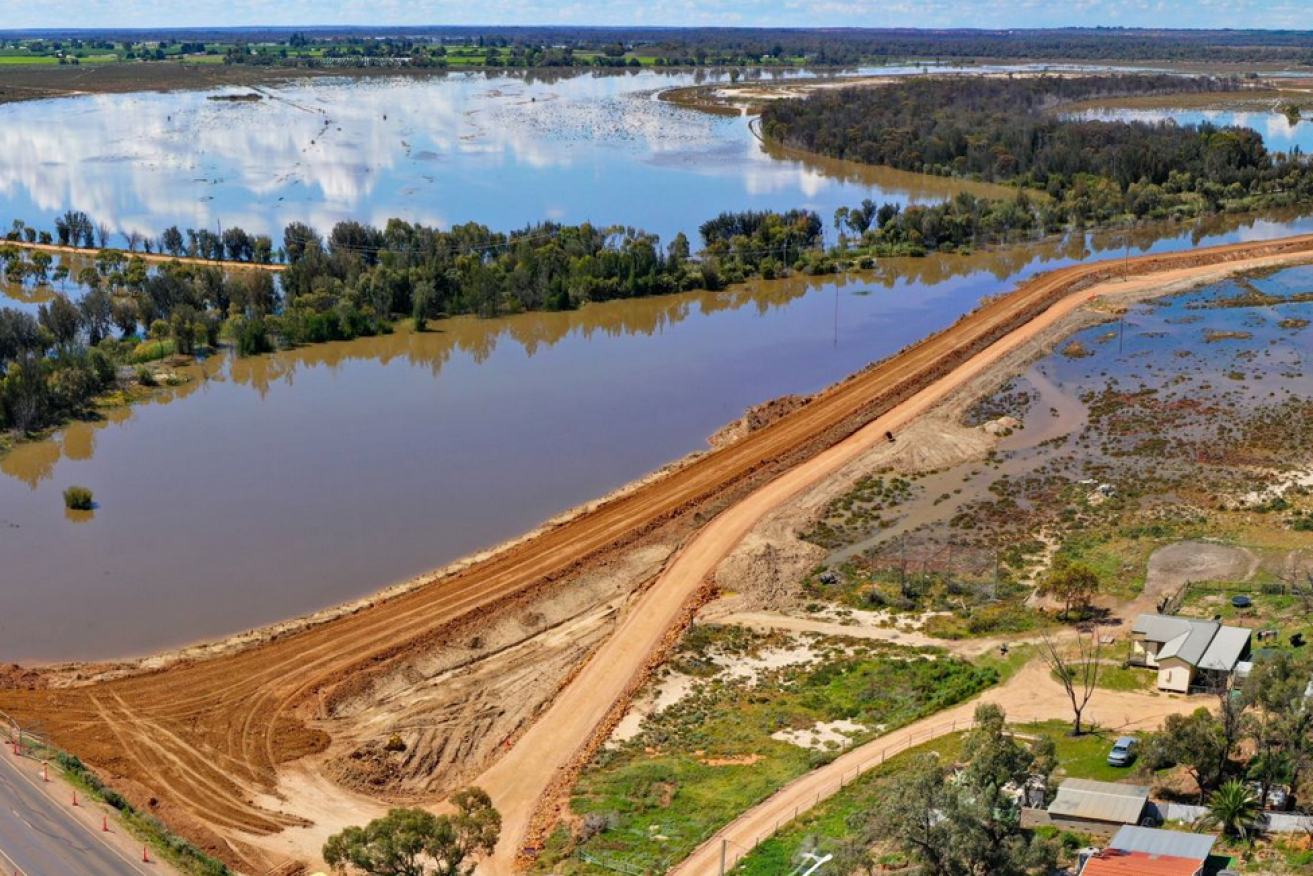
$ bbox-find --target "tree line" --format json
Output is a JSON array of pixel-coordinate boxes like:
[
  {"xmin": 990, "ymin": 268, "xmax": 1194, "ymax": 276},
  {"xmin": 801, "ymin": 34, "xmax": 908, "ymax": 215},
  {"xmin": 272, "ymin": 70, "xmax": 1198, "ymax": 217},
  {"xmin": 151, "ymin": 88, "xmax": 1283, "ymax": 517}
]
[
  {"xmin": 38, "ymin": 27, "xmax": 1313, "ymax": 67},
  {"xmin": 0, "ymin": 208, "xmax": 826, "ymax": 440},
  {"xmin": 763, "ymin": 74, "xmax": 1313, "ymax": 255}
]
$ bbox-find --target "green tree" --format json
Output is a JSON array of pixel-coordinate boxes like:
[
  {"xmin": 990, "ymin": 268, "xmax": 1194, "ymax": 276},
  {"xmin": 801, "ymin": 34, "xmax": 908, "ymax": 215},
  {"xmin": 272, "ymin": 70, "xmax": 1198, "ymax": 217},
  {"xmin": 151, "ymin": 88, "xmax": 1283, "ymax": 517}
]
[
  {"xmin": 38, "ymin": 293, "xmax": 82, "ymax": 348},
  {"xmin": 1243, "ymin": 650, "xmax": 1313, "ymax": 800},
  {"xmin": 1037, "ymin": 559, "xmax": 1100, "ymax": 620},
  {"xmin": 323, "ymin": 788, "xmax": 500, "ymax": 876},
  {"xmin": 1197, "ymin": 780, "xmax": 1261, "ymax": 839},
  {"xmin": 1145, "ymin": 708, "xmax": 1228, "ymax": 802},
  {"xmin": 875, "ymin": 704, "xmax": 1055, "ymax": 876}
]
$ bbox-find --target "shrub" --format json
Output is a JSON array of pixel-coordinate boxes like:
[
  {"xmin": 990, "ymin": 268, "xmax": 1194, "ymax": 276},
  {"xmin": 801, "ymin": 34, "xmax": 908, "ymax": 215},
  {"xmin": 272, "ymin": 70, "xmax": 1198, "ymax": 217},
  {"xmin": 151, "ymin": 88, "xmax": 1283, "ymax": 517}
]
[{"xmin": 63, "ymin": 486, "xmax": 94, "ymax": 511}]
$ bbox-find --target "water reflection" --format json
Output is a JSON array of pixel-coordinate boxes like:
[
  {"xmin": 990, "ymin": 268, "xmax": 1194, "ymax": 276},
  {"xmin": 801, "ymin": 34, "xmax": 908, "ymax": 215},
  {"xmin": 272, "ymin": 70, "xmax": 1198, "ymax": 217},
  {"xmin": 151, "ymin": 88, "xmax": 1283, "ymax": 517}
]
[
  {"xmin": 1071, "ymin": 107, "xmax": 1313, "ymax": 154},
  {"xmin": 0, "ymin": 67, "xmax": 1103, "ymax": 247},
  {"xmin": 4, "ymin": 204, "xmax": 1313, "ymax": 663}
]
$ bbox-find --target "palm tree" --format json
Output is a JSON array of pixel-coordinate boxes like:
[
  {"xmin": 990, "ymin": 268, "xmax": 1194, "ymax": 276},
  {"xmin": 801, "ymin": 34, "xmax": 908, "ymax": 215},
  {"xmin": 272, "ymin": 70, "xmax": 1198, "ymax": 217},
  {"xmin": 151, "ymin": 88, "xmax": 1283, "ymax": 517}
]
[{"xmin": 1197, "ymin": 780, "xmax": 1261, "ymax": 840}]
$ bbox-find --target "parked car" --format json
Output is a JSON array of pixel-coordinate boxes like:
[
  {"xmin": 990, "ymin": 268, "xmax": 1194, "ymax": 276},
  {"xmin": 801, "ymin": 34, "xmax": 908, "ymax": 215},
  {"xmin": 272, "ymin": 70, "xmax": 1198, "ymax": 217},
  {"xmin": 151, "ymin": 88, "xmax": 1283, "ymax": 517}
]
[{"xmin": 1107, "ymin": 736, "xmax": 1138, "ymax": 767}]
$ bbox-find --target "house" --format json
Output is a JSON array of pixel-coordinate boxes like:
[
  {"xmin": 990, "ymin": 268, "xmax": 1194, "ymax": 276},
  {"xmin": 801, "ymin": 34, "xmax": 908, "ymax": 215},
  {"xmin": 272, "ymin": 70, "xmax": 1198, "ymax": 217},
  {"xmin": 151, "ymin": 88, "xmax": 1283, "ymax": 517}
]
[
  {"xmin": 1128, "ymin": 614, "xmax": 1251, "ymax": 693},
  {"xmin": 1078, "ymin": 826, "xmax": 1216, "ymax": 876},
  {"xmin": 1046, "ymin": 778, "xmax": 1152, "ymax": 836}
]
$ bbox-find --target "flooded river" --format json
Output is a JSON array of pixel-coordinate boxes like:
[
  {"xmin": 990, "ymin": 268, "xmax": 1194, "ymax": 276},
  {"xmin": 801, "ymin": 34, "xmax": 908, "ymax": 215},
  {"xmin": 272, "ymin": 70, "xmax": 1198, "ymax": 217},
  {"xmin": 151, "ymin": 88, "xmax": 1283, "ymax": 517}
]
[
  {"xmin": 5, "ymin": 66, "xmax": 1313, "ymax": 662},
  {"xmin": 1071, "ymin": 106, "xmax": 1313, "ymax": 154},
  {"xmin": 0, "ymin": 66, "xmax": 1016, "ymax": 246},
  {"xmin": 4, "ymin": 210, "xmax": 1313, "ymax": 662}
]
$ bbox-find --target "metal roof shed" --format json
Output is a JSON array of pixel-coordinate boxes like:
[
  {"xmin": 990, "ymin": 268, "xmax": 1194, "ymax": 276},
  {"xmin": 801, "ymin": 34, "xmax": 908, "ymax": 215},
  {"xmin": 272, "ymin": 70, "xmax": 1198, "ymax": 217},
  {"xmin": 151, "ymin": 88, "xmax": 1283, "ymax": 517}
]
[
  {"xmin": 1109, "ymin": 825, "xmax": 1217, "ymax": 861},
  {"xmin": 1049, "ymin": 779, "xmax": 1151, "ymax": 825},
  {"xmin": 1198, "ymin": 625, "xmax": 1251, "ymax": 672},
  {"xmin": 1079, "ymin": 850, "xmax": 1203, "ymax": 876}
]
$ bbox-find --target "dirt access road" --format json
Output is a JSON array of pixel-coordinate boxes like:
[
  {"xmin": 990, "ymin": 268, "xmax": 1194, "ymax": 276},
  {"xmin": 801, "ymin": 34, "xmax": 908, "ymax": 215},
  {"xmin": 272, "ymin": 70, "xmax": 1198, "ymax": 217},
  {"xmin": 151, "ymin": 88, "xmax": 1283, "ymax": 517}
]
[
  {"xmin": 3, "ymin": 234, "xmax": 1313, "ymax": 873},
  {"xmin": 669, "ymin": 661, "xmax": 1205, "ymax": 876},
  {"xmin": 476, "ymin": 240, "xmax": 1313, "ymax": 873}
]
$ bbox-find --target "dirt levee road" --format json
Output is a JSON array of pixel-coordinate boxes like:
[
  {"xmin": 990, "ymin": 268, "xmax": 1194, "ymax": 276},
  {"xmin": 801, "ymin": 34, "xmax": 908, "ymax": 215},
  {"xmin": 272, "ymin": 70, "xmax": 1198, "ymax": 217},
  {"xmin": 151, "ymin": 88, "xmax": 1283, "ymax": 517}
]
[{"xmin": 3, "ymin": 233, "xmax": 1313, "ymax": 872}]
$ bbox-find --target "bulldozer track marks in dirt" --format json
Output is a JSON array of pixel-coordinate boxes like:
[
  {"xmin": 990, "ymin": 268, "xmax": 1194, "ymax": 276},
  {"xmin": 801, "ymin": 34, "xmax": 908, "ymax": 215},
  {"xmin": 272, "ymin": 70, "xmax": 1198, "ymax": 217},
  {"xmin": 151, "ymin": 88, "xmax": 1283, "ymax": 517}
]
[{"xmin": 4, "ymin": 234, "xmax": 1313, "ymax": 871}]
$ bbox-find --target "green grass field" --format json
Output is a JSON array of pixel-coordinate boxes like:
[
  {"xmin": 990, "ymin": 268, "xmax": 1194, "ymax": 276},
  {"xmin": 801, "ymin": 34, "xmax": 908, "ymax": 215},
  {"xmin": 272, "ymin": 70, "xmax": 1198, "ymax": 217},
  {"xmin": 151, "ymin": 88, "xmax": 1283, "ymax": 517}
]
[
  {"xmin": 0, "ymin": 56, "xmax": 60, "ymax": 66},
  {"xmin": 1018, "ymin": 720, "xmax": 1145, "ymax": 783},
  {"xmin": 535, "ymin": 627, "xmax": 1001, "ymax": 876}
]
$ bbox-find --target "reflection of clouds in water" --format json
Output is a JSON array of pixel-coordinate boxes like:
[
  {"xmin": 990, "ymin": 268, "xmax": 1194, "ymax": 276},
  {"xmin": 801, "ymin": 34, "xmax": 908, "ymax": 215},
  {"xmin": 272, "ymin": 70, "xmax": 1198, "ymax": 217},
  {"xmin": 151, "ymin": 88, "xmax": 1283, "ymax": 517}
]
[
  {"xmin": 0, "ymin": 66, "xmax": 1132, "ymax": 243},
  {"xmin": 0, "ymin": 73, "xmax": 712, "ymax": 236},
  {"xmin": 741, "ymin": 165, "xmax": 831, "ymax": 199},
  {"xmin": 1074, "ymin": 107, "xmax": 1313, "ymax": 154}
]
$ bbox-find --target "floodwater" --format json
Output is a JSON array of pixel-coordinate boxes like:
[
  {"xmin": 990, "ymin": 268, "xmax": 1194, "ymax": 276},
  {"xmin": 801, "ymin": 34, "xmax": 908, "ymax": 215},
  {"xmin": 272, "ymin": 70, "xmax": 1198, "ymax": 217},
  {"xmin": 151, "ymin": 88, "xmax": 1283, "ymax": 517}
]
[
  {"xmin": 1071, "ymin": 107, "xmax": 1313, "ymax": 154},
  {"xmin": 4, "ymin": 209, "xmax": 1313, "ymax": 662},
  {"xmin": 4, "ymin": 64, "xmax": 1313, "ymax": 662},
  {"xmin": 825, "ymin": 260, "xmax": 1313, "ymax": 567},
  {"xmin": 0, "ymin": 66, "xmax": 1019, "ymax": 247}
]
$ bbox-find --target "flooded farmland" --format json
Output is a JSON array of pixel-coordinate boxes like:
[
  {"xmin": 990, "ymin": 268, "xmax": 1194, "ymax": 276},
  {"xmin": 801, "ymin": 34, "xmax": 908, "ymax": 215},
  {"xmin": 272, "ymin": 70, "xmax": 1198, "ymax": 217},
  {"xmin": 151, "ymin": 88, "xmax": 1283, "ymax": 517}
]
[{"xmin": 806, "ymin": 262, "xmax": 1313, "ymax": 635}]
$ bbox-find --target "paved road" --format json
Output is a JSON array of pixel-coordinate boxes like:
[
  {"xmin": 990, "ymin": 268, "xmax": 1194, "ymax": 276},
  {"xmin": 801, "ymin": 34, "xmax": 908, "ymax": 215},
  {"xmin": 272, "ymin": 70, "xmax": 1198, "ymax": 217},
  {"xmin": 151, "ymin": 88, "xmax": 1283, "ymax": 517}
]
[{"xmin": 0, "ymin": 750, "xmax": 153, "ymax": 876}]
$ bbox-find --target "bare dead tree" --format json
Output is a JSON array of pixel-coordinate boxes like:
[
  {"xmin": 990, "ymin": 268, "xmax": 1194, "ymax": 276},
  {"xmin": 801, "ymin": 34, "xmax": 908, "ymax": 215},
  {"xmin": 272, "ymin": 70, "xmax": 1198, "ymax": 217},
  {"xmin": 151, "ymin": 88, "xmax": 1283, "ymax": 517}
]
[
  {"xmin": 124, "ymin": 229, "xmax": 143, "ymax": 252},
  {"xmin": 1039, "ymin": 629, "xmax": 1102, "ymax": 736}
]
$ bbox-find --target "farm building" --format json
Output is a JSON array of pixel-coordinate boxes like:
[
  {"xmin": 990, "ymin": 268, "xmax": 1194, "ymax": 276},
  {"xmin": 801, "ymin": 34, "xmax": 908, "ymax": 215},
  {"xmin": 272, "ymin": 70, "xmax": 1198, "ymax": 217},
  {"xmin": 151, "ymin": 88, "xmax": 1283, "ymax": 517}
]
[
  {"xmin": 1045, "ymin": 778, "xmax": 1152, "ymax": 836},
  {"xmin": 1128, "ymin": 614, "xmax": 1251, "ymax": 693}
]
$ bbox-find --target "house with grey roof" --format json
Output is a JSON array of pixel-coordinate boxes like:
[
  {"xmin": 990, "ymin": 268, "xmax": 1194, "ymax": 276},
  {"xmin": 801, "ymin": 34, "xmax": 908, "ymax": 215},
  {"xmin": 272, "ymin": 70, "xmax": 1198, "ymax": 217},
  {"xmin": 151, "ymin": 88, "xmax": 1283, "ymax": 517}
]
[
  {"xmin": 1129, "ymin": 613, "xmax": 1251, "ymax": 693},
  {"xmin": 1045, "ymin": 778, "xmax": 1152, "ymax": 836}
]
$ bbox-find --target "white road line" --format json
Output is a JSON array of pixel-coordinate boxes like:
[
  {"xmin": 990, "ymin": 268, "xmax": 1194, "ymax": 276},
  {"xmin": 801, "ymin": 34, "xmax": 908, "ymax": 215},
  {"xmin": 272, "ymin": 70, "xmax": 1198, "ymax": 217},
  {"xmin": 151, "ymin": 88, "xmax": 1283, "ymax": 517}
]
[
  {"xmin": 0, "ymin": 754, "xmax": 156, "ymax": 876},
  {"xmin": 0, "ymin": 840, "xmax": 25, "ymax": 875}
]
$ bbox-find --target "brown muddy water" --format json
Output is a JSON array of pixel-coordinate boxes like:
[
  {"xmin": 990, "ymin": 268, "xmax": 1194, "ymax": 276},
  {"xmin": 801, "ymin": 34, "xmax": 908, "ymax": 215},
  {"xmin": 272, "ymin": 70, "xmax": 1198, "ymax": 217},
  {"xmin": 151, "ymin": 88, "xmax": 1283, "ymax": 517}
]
[{"xmin": 3, "ymin": 210, "xmax": 1313, "ymax": 662}]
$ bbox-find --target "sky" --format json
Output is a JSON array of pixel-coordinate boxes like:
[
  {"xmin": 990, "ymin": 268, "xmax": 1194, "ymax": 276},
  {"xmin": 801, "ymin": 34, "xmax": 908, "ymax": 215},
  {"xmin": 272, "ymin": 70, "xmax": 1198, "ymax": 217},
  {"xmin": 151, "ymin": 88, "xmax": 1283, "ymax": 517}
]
[{"xmin": 0, "ymin": 0, "xmax": 1307, "ymax": 31}]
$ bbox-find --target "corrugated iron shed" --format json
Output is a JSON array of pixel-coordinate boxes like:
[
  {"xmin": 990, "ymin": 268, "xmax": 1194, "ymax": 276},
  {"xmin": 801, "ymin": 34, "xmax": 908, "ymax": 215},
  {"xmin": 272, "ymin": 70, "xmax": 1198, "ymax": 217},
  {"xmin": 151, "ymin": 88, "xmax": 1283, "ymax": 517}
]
[
  {"xmin": 1110, "ymin": 826, "xmax": 1216, "ymax": 861},
  {"xmin": 1049, "ymin": 778, "xmax": 1150, "ymax": 825}
]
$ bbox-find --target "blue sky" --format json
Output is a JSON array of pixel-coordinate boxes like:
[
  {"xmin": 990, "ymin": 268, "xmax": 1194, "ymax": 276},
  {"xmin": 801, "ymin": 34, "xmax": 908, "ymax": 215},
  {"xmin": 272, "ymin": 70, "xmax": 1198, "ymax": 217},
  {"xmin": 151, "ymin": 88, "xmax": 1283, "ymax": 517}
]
[{"xmin": 0, "ymin": 1, "xmax": 1305, "ymax": 31}]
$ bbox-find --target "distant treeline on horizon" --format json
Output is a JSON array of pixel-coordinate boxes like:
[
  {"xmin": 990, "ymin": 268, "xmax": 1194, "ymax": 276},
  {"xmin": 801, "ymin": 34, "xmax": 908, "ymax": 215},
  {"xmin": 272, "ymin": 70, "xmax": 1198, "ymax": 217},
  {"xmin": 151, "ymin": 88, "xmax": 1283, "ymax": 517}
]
[{"xmin": 7, "ymin": 27, "xmax": 1313, "ymax": 64}]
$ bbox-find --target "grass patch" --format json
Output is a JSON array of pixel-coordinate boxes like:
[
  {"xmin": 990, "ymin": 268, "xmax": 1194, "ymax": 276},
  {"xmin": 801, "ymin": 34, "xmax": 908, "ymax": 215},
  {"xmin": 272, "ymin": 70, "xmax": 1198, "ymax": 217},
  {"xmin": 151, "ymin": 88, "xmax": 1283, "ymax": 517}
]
[
  {"xmin": 131, "ymin": 338, "xmax": 177, "ymax": 363},
  {"xmin": 1017, "ymin": 720, "xmax": 1143, "ymax": 783},
  {"xmin": 1049, "ymin": 662, "xmax": 1155, "ymax": 694},
  {"xmin": 730, "ymin": 733, "xmax": 968, "ymax": 876},
  {"xmin": 542, "ymin": 627, "xmax": 999, "ymax": 876},
  {"xmin": 922, "ymin": 602, "xmax": 1047, "ymax": 639}
]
